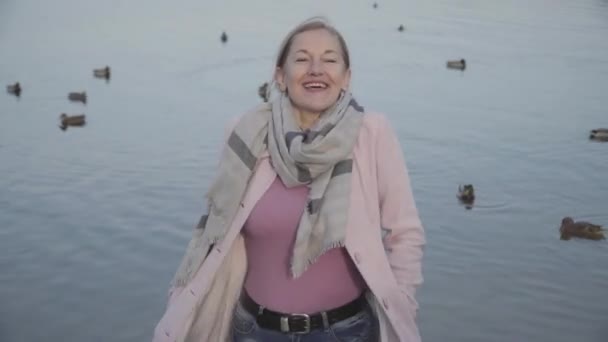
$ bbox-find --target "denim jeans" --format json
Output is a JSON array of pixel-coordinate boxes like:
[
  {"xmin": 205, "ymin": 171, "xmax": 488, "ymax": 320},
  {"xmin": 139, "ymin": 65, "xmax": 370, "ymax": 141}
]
[{"xmin": 231, "ymin": 300, "xmax": 379, "ymax": 342}]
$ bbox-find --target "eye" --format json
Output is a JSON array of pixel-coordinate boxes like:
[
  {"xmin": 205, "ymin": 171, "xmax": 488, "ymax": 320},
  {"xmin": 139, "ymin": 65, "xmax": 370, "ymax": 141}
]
[
  {"xmin": 324, "ymin": 59, "xmax": 338, "ymax": 63},
  {"xmin": 295, "ymin": 57, "xmax": 309, "ymax": 62}
]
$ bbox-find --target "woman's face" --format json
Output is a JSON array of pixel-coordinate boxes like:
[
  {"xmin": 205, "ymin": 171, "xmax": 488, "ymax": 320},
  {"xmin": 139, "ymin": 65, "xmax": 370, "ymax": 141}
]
[{"xmin": 275, "ymin": 28, "xmax": 351, "ymax": 116}]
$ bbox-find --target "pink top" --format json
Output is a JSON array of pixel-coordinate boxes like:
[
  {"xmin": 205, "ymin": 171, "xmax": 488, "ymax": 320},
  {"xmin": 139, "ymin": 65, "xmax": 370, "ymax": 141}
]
[{"xmin": 242, "ymin": 176, "xmax": 367, "ymax": 314}]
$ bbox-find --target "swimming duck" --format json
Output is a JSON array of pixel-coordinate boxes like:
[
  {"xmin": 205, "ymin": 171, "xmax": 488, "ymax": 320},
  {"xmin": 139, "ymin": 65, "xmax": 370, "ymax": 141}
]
[
  {"xmin": 93, "ymin": 66, "xmax": 111, "ymax": 79},
  {"xmin": 457, "ymin": 184, "xmax": 475, "ymax": 203},
  {"xmin": 447, "ymin": 59, "xmax": 466, "ymax": 71},
  {"xmin": 589, "ymin": 128, "xmax": 608, "ymax": 141},
  {"xmin": 560, "ymin": 217, "xmax": 605, "ymax": 240},
  {"xmin": 258, "ymin": 82, "xmax": 269, "ymax": 102},
  {"xmin": 68, "ymin": 92, "xmax": 87, "ymax": 104},
  {"xmin": 220, "ymin": 31, "xmax": 228, "ymax": 43},
  {"xmin": 59, "ymin": 113, "xmax": 86, "ymax": 130},
  {"xmin": 7, "ymin": 82, "xmax": 21, "ymax": 96},
  {"xmin": 373, "ymin": 3, "xmax": 378, "ymax": 9},
  {"xmin": 397, "ymin": 25, "xmax": 405, "ymax": 32}
]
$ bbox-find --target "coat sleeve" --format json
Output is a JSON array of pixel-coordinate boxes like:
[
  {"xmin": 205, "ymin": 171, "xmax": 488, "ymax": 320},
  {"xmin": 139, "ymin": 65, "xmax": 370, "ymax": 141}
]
[
  {"xmin": 165, "ymin": 115, "xmax": 242, "ymax": 309},
  {"xmin": 374, "ymin": 114, "xmax": 426, "ymax": 311}
]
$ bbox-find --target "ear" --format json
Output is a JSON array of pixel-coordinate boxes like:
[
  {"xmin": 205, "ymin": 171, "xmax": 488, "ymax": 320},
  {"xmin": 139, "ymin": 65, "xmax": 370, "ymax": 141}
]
[
  {"xmin": 274, "ymin": 67, "xmax": 286, "ymax": 92},
  {"xmin": 341, "ymin": 68, "xmax": 352, "ymax": 91}
]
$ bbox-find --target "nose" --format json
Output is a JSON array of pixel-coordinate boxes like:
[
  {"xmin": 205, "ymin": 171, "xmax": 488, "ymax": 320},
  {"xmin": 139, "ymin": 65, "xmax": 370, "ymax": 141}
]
[{"xmin": 308, "ymin": 59, "xmax": 323, "ymax": 75}]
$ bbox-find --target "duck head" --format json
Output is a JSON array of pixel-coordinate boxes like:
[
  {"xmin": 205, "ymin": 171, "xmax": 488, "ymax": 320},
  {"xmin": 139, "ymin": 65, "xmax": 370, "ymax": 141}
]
[
  {"xmin": 461, "ymin": 184, "xmax": 474, "ymax": 196},
  {"xmin": 560, "ymin": 216, "xmax": 574, "ymax": 235}
]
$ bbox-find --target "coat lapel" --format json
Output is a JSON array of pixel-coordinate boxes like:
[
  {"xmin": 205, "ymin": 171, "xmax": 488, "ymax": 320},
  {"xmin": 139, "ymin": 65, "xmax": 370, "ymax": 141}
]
[{"xmin": 220, "ymin": 154, "xmax": 275, "ymax": 248}]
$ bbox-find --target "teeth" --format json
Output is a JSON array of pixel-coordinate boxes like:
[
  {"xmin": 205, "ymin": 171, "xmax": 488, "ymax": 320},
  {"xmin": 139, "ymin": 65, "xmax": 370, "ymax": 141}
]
[{"xmin": 304, "ymin": 82, "xmax": 327, "ymax": 89}]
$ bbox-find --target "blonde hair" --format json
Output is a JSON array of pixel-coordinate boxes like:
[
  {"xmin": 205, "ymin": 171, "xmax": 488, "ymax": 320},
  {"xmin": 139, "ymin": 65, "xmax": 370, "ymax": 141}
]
[{"xmin": 275, "ymin": 16, "xmax": 350, "ymax": 69}]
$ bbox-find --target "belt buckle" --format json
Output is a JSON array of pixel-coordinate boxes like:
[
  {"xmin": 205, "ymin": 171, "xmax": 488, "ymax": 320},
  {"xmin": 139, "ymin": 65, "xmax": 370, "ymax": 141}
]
[{"xmin": 281, "ymin": 313, "xmax": 310, "ymax": 334}]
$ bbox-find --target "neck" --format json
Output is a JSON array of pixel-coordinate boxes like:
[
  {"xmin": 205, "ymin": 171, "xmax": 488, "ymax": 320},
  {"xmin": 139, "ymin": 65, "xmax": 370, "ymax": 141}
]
[{"xmin": 295, "ymin": 110, "xmax": 321, "ymax": 130}]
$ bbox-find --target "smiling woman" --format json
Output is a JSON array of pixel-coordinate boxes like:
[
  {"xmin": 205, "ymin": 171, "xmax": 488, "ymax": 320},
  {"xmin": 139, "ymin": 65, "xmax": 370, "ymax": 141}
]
[
  {"xmin": 153, "ymin": 16, "xmax": 425, "ymax": 342},
  {"xmin": 273, "ymin": 21, "xmax": 352, "ymax": 130}
]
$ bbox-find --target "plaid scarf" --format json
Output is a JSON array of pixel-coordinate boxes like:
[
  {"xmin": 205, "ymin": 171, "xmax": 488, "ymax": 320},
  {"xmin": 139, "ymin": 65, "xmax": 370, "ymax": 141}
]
[{"xmin": 172, "ymin": 91, "xmax": 364, "ymax": 287}]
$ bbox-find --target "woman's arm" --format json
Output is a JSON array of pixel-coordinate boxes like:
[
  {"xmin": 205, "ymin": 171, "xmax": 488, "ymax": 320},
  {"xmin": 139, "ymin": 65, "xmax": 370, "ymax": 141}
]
[
  {"xmin": 164, "ymin": 115, "xmax": 241, "ymax": 308},
  {"xmin": 374, "ymin": 114, "xmax": 426, "ymax": 310}
]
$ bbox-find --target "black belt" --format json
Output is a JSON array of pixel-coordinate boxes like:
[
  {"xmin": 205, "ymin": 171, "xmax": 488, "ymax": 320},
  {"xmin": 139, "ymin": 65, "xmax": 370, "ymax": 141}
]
[{"xmin": 239, "ymin": 291, "xmax": 367, "ymax": 334}]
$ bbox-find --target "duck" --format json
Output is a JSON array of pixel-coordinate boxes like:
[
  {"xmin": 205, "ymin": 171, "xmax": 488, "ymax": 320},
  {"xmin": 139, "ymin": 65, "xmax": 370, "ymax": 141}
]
[
  {"xmin": 7, "ymin": 82, "xmax": 21, "ymax": 96},
  {"xmin": 457, "ymin": 184, "xmax": 475, "ymax": 203},
  {"xmin": 59, "ymin": 113, "xmax": 86, "ymax": 130},
  {"xmin": 447, "ymin": 59, "xmax": 466, "ymax": 71},
  {"xmin": 397, "ymin": 25, "xmax": 405, "ymax": 32},
  {"xmin": 589, "ymin": 128, "xmax": 608, "ymax": 142},
  {"xmin": 220, "ymin": 31, "xmax": 228, "ymax": 43},
  {"xmin": 68, "ymin": 91, "xmax": 87, "ymax": 104},
  {"xmin": 258, "ymin": 82, "xmax": 269, "ymax": 102},
  {"xmin": 373, "ymin": 3, "xmax": 378, "ymax": 9},
  {"xmin": 93, "ymin": 66, "xmax": 111, "ymax": 79},
  {"xmin": 560, "ymin": 217, "xmax": 605, "ymax": 240}
]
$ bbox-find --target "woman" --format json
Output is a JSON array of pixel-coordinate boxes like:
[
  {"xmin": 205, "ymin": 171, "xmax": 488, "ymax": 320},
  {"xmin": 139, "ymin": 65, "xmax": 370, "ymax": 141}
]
[{"xmin": 153, "ymin": 17, "xmax": 425, "ymax": 342}]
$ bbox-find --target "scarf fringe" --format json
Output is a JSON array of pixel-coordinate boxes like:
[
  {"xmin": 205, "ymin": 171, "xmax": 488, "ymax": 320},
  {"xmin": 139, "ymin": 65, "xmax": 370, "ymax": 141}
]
[{"xmin": 291, "ymin": 240, "xmax": 346, "ymax": 278}]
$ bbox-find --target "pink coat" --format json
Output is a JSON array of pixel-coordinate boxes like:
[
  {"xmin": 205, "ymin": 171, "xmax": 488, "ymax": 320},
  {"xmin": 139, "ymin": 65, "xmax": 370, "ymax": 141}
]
[{"xmin": 153, "ymin": 112, "xmax": 426, "ymax": 342}]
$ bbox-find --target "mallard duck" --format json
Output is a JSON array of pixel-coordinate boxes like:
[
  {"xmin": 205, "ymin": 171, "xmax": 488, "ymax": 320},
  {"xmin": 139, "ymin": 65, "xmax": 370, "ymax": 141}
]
[
  {"xmin": 397, "ymin": 25, "xmax": 405, "ymax": 32},
  {"xmin": 258, "ymin": 82, "xmax": 269, "ymax": 102},
  {"xmin": 220, "ymin": 31, "xmax": 228, "ymax": 43},
  {"xmin": 68, "ymin": 92, "xmax": 87, "ymax": 104},
  {"xmin": 457, "ymin": 184, "xmax": 475, "ymax": 203},
  {"xmin": 59, "ymin": 113, "xmax": 86, "ymax": 130},
  {"xmin": 589, "ymin": 128, "xmax": 608, "ymax": 142},
  {"xmin": 93, "ymin": 66, "xmax": 111, "ymax": 79},
  {"xmin": 7, "ymin": 82, "xmax": 21, "ymax": 96},
  {"xmin": 447, "ymin": 59, "xmax": 466, "ymax": 71},
  {"xmin": 560, "ymin": 217, "xmax": 605, "ymax": 240}
]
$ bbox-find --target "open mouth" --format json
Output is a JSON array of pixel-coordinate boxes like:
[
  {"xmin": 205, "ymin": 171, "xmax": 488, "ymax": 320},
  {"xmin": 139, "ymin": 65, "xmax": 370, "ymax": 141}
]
[{"xmin": 303, "ymin": 82, "xmax": 328, "ymax": 91}]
